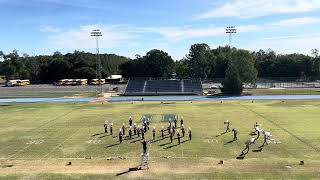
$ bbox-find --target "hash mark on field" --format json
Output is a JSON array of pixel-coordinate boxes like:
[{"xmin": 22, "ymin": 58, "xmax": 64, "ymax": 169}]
[
  {"xmin": 240, "ymin": 103, "xmax": 320, "ymax": 153},
  {"xmin": 86, "ymin": 139, "xmax": 101, "ymax": 144},
  {"xmin": 26, "ymin": 139, "xmax": 44, "ymax": 145}
]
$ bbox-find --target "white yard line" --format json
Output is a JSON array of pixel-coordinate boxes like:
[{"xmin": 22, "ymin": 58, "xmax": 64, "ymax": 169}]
[
  {"xmin": 0, "ymin": 107, "xmax": 81, "ymax": 153},
  {"xmin": 76, "ymin": 133, "xmax": 100, "ymax": 159},
  {"xmin": 7, "ymin": 143, "xmax": 35, "ymax": 159},
  {"xmin": 41, "ymin": 129, "xmax": 80, "ymax": 159}
]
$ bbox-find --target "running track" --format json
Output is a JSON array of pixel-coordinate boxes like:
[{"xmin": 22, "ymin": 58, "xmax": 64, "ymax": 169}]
[{"xmin": 2, "ymin": 95, "xmax": 320, "ymax": 103}]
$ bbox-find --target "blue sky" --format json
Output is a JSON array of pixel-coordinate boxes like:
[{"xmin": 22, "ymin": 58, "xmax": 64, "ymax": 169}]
[{"xmin": 0, "ymin": 0, "xmax": 320, "ymax": 59}]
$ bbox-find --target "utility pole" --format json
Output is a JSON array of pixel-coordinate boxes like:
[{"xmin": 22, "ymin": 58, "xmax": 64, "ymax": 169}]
[
  {"xmin": 226, "ymin": 26, "xmax": 237, "ymax": 47},
  {"xmin": 91, "ymin": 29, "xmax": 103, "ymax": 96}
]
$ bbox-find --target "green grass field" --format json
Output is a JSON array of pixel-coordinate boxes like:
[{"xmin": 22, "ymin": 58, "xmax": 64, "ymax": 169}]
[{"xmin": 0, "ymin": 100, "xmax": 320, "ymax": 179}]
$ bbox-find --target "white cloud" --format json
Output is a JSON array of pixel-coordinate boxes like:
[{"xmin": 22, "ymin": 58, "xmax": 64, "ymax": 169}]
[
  {"xmin": 40, "ymin": 25, "xmax": 60, "ymax": 33},
  {"xmin": 143, "ymin": 26, "xmax": 226, "ymax": 41},
  {"xmin": 269, "ymin": 17, "xmax": 320, "ymax": 27},
  {"xmin": 243, "ymin": 34, "xmax": 320, "ymax": 54},
  {"xmin": 140, "ymin": 17, "xmax": 320, "ymax": 42},
  {"xmin": 47, "ymin": 24, "xmax": 136, "ymax": 49},
  {"xmin": 195, "ymin": 0, "xmax": 320, "ymax": 19},
  {"xmin": 262, "ymin": 33, "xmax": 320, "ymax": 40},
  {"xmin": 35, "ymin": 0, "xmax": 112, "ymax": 10},
  {"xmin": 42, "ymin": 16, "xmax": 320, "ymax": 59}
]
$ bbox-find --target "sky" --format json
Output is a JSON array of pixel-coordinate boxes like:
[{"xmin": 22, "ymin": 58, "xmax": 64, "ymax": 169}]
[{"xmin": 0, "ymin": 0, "xmax": 320, "ymax": 60}]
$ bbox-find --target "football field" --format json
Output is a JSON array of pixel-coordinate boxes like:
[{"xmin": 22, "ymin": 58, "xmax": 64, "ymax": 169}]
[{"xmin": 0, "ymin": 100, "xmax": 320, "ymax": 179}]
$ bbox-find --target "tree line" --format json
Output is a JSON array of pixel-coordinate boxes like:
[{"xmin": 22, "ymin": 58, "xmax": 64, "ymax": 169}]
[
  {"xmin": 120, "ymin": 44, "xmax": 320, "ymax": 81},
  {"xmin": 1, "ymin": 44, "xmax": 319, "ymax": 85},
  {"xmin": 0, "ymin": 50, "xmax": 128, "ymax": 82},
  {"xmin": 119, "ymin": 44, "xmax": 319, "ymax": 95}
]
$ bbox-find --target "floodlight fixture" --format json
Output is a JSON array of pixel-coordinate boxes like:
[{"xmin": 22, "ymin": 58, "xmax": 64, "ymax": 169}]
[{"xmin": 226, "ymin": 26, "xmax": 237, "ymax": 47}]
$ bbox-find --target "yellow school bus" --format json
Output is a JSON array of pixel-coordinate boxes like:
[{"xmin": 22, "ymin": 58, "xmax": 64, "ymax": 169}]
[
  {"xmin": 64, "ymin": 79, "xmax": 74, "ymax": 86},
  {"xmin": 56, "ymin": 79, "xmax": 88, "ymax": 86},
  {"xmin": 71, "ymin": 79, "xmax": 78, "ymax": 86},
  {"xmin": 19, "ymin": 80, "xmax": 30, "ymax": 86},
  {"xmin": 90, "ymin": 79, "xmax": 105, "ymax": 85},
  {"xmin": 6, "ymin": 79, "xmax": 30, "ymax": 87},
  {"xmin": 76, "ymin": 79, "xmax": 88, "ymax": 85},
  {"xmin": 56, "ymin": 79, "xmax": 67, "ymax": 86}
]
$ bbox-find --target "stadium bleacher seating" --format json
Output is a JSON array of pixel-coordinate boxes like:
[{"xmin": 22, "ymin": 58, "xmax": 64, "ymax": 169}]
[
  {"xmin": 125, "ymin": 79, "xmax": 145, "ymax": 93},
  {"xmin": 124, "ymin": 79, "xmax": 202, "ymax": 95}
]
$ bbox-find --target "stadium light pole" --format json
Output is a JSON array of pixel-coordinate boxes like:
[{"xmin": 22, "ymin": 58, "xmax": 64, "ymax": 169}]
[
  {"xmin": 91, "ymin": 29, "xmax": 103, "ymax": 96},
  {"xmin": 226, "ymin": 26, "xmax": 237, "ymax": 47}
]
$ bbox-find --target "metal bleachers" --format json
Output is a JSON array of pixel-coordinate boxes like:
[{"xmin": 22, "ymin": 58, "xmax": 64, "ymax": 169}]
[
  {"xmin": 124, "ymin": 78, "xmax": 202, "ymax": 96},
  {"xmin": 125, "ymin": 79, "xmax": 145, "ymax": 93},
  {"xmin": 145, "ymin": 80, "xmax": 181, "ymax": 93},
  {"xmin": 183, "ymin": 80, "xmax": 202, "ymax": 93}
]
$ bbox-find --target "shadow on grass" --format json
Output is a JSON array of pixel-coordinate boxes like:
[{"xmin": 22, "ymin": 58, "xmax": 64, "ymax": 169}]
[
  {"xmin": 158, "ymin": 134, "xmax": 170, "ymax": 138},
  {"xmin": 236, "ymin": 155, "xmax": 245, "ymax": 160},
  {"xmin": 252, "ymin": 148, "xmax": 263, "ymax": 152},
  {"xmin": 181, "ymin": 139, "xmax": 189, "ymax": 144},
  {"xmin": 92, "ymin": 133, "xmax": 105, "ymax": 137},
  {"xmin": 151, "ymin": 136, "xmax": 169, "ymax": 143},
  {"xmin": 237, "ymin": 146, "xmax": 251, "ymax": 160},
  {"xmin": 216, "ymin": 131, "xmax": 228, "ymax": 137},
  {"xmin": 224, "ymin": 139, "xmax": 236, "ymax": 145},
  {"xmin": 105, "ymin": 143, "xmax": 121, "ymax": 148},
  {"xmin": 159, "ymin": 142, "xmax": 172, "ymax": 147},
  {"xmin": 124, "ymin": 136, "xmax": 139, "ymax": 141},
  {"xmin": 130, "ymin": 138, "xmax": 143, "ymax": 143},
  {"xmin": 258, "ymin": 144, "xmax": 266, "ymax": 149},
  {"xmin": 98, "ymin": 134, "xmax": 112, "ymax": 139},
  {"xmin": 116, "ymin": 167, "xmax": 141, "ymax": 176},
  {"xmin": 163, "ymin": 143, "xmax": 180, "ymax": 149}
]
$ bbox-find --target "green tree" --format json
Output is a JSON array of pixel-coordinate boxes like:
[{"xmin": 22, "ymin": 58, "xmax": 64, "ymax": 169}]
[
  {"xmin": 312, "ymin": 56, "xmax": 320, "ymax": 78},
  {"xmin": 221, "ymin": 63, "xmax": 243, "ymax": 95},
  {"xmin": 174, "ymin": 60, "xmax": 189, "ymax": 78},
  {"xmin": 144, "ymin": 49, "xmax": 174, "ymax": 77},
  {"xmin": 0, "ymin": 50, "xmax": 29, "ymax": 80},
  {"xmin": 231, "ymin": 49, "xmax": 257, "ymax": 83},
  {"xmin": 120, "ymin": 58, "xmax": 145, "ymax": 78},
  {"xmin": 311, "ymin": 49, "xmax": 319, "ymax": 58},
  {"xmin": 253, "ymin": 49, "xmax": 276, "ymax": 78},
  {"xmin": 185, "ymin": 43, "xmax": 216, "ymax": 78},
  {"xmin": 0, "ymin": 59, "xmax": 15, "ymax": 81},
  {"xmin": 211, "ymin": 46, "xmax": 233, "ymax": 78},
  {"xmin": 40, "ymin": 59, "xmax": 72, "ymax": 82},
  {"xmin": 73, "ymin": 67, "xmax": 96, "ymax": 79}
]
